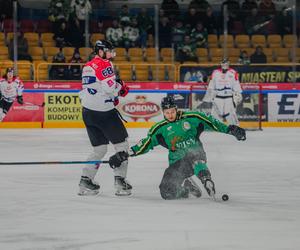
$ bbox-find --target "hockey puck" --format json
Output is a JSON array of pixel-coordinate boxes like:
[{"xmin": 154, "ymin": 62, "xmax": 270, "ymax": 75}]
[{"xmin": 222, "ymin": 194, "xmax": 229, "ymax": 201}]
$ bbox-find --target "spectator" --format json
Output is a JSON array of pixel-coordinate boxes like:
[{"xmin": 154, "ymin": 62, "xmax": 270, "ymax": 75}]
[
  {"xmin": 50, "ymin": 48, "xmax": 68, "ymax": 80},
  {"xmin": 159, "ymin": 17, "xmax": 172, "ymax": 48},
  {"xmin": 137, "ymin": 8, "xmax": 153, "ymax": 48},
  {"xmin": 241, "ymin": 0, "xmax": 258, "ymax": 20},
  {"xmin": 190, "ymin": 21, "xmax": 208, "ymax": 48},
  {"xmin": 202, "ymin": 6, "xmax": 218, "ymax": 34},
  {"xmin": 221, "ymin": 0, "xmax": 241, "ymax": 33},
  {"xmin": 48, "ymin": 0, "xmax": 70, "ymax": 34},
  {"xmin": 68, "ymin": 49, "xmax": 84, "ymax": 80},
  {"xmin": 0, "ymin": 0, "xmax": 13, "ymax": 21},
  {"xmin": 276, "ymin": 7, "xmax": 293, "ymax": 35},
  {"xmin": 95, "ymin": 18, "xmax": 105, "ymax": 34},
  {"xmin": 123, "ymin": 17, "xmax": 140, "ymax": 49},
  {"xmin": 184, "ymin": 8, "xmax": 201, "ymax": 31},
  {"xmin": 176, "ymin": 35, "xmax": 198, "ymax": 64},
  {"xmin": 119, "ymin": 4, "xmax": 132, "ymax": 27},
  {"xmin": 106, "ymin": 18, "xmax": 123, "ymax": 48},
  {"xmin": 238, "ymin": 50, "xmax": 251, "ymax": 65},
  {"xmin": 53, "ymin": 21, "xmax": 69, "ymax": 47},
  {"xmin": 259, "ymin": 0, "xmax": 276, "ymax": 18},
  {"xmin": 68, "ymin": 17, "xmax": 84, "ymax": 48},
  {"xmin": 250, "ymin": 46, "xmax": 267, "ymax": 63},
  {"xmin": 171, "ymin": 19, "xmax": 186, "ymax": 48},
  {"xmin": 188, "ymin": 0, "xmax": 209, "ymax": 16},
  {"xmin": 245, "ymin": 8, "xmax": 267, "ymax": 35},
  {"xmin": 8, "ymin": 31, "xmax": 32, "ymax": 61},
  {"xmin": 70, "ymin": 0, "xmax": 92, "ymax": 32},
  {"xmin": 161, "ymin": 0, "xmax": 179, "ymax": 21}
]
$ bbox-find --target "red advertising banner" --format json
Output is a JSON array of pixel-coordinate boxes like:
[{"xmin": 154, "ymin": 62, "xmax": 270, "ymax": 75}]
[{"xmin": 4, "ymin": 93, "xmax": 44, "ymax": 122}]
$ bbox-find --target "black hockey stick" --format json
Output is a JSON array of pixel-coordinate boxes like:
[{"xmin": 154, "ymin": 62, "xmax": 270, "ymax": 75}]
[
  {"xmin": 24, "ymin": 101, "xmax": 45, "ymax": 107},
  {"xmin": 0, "ymin": 160, "xmax": 109, "ymax": 165}
]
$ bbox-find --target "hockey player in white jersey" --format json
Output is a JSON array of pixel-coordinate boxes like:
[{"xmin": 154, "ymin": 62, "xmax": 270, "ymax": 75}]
[
  {"xmin": 0, "ymin": 68, "xmax": 24, "ymax": 122},
  {"xmin": 78, "ymin": 40, "xmax": 132, "ymax": 196},
  {"xmin": 202, "ymin": 59, "xmax": 242, "ymax": 125}
]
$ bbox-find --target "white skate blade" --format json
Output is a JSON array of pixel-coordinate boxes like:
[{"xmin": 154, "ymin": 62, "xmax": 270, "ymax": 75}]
[
  {"xmin": 115, "ymin": 190, "xmax": 132, "ymax": 196},
  {"xmin": 78, "ymin": 186, "xmax": 100, "ymax": 196}
]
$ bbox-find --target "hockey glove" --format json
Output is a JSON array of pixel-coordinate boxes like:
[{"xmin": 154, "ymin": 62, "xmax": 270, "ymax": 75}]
[
  {"xmin": 228, "ymin": 125, "xmax": 246, "ymax": 141},
  {"xmin": 113, "ymin": 97, "xmax": 119, "ymax": 106},
  {"xmin": 119, "ymin": 84, "xmax": 129, "ymax": 97},
  {"xmin": 109, "ymin": 151, "xmax": 129, "ymax": 169},
  {"xmin": 17, "ymin": 96, "xmax": 24, "ymax": 105},
  {"xmin": 116, "ymin": 79, "xmax": 129, "ymax": 97}
]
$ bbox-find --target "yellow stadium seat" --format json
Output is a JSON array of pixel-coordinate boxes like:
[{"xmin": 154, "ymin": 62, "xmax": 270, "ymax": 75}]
[
  {"xmin": 219, "ymin": 35, "xmax": 234, "ymax": 48},
  {"xmin": 263, "ymin": 48, "xmax": 274, "ymax": 62},
  {"xmin": 227, "ymin": 48, "xmax": 240, "ymax": 63},
  {"xmin": 116, "ymin": 64, "xmax": 132, "ymax": 81},
  {"xmin": 24, "ymin": 32, "xmax": 40, "ymax": 47},
  {"xmin": 34, "ymin": 61, "xmax": 49, "ymax": 81},
  {"xmin": 209, "ymin": 48, "xmax": 224, "ymax": 62},
  {"xmin": 128, "ymin": 48, "xmax": 144, "ymax": 62},
  {"xmin": 242, "ymin": 48, "xmax": 255, "ymax": 57},
  {"xmin": 90, "ymin": 33, "xmax": 105, "ymax": 45},
  {"xmin": 0, "ymin": 33, "xmax": 6, "ymax": 46},
  {"xmin": 235, "ymin": 35, "xmax": 250, "ymax": 48},
  {"xmin": 133, "ymin": 65, "xmax": 150, "ymax": 81},
  {"xmin": 114, "ymin": 47, "xmax": 128, "ymax": 62},
  {"xmin": 274, "ymin": 48, "xmax": 290, "ymax": 62},
  {"xmin": 0, "ymin": 46, "xmax": 9, "ymax": 60},
  {"xmin": 29, "ymin": 46, "xmax": 44, "ymax": 61},
  {"xmin": 160, "ymin": 48, "xmax": 174, "ymax": 62},
  {"xmin": 44, "ymin": 46, "xmax": 60, "ymax": 61},
  {"xmin": 62, "ymin": 47, "xmax": 75, "ymax": 61},
  {"xmin": 151, "ymin": 65, "xmax": 174, "ymax": 81},
  {"xmin": 17, "ymin": 60, "xmax": 32, "ymax": 80},
  {"xmin": 207, "ymin": 34, "xmax": 218, "ymax": 48},
  {"xmin": 283, "ymin": 35, "xmax": 297, "ymax": 48},
  {"xmin": 196, "ymin": 48, "xmax": 209, "ymax": 62},
  {"xmin": 145, "ymin": 48, "xmax": 159, "ymax": 62},
  {"xmin": 251, "ymin": 35, "xmax": 266, "ymax": 48},
  {"xmin": 267, "ymin": 35, "xmax": 282, "ymax": 48},
  {"xmin": 79, "ymin": 47, "xmax": 93, "ymax": 61},
  {"xmin": 41, "ymin": 33, "xmax": 55, "ymax": 47}
]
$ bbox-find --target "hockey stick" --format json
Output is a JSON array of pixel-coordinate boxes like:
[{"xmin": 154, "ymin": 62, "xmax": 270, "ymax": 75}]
[
  {"xmin": 0, "ymin": 160, "xmax": 109, "ymax": 165},
  {"xmin": 24, "ymin": 101, "xmax": 45, "ymax": 107}
]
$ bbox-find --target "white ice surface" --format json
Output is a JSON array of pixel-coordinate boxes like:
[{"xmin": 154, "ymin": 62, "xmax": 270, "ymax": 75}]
[{"xmin": 0, "ymin": 128, "xmax": 300, "ymax": 250}]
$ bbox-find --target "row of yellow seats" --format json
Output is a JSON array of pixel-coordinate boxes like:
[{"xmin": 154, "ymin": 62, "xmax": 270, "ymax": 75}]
[
  {"xmin": 208, "ymin": 34, "xmax": 299, "ymax": 49},
  {"xmin": 0, "ymin": 32, "xmax": 105, "ymax": 47}
]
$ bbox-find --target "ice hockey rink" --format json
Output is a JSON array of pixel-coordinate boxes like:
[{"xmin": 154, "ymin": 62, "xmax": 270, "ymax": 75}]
[{"xmin": 0, "ymin": 127, "xmax": 299, "ymax": 250}]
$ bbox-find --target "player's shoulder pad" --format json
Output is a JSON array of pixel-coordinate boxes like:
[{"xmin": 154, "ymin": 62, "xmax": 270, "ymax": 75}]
[
  {"xmin": 228, "ymin": 68, "xmax": 239, "ymax": 79},
  {"xmin": 148, "ymin": 119, "xmax": 169, "ymax": 136}
]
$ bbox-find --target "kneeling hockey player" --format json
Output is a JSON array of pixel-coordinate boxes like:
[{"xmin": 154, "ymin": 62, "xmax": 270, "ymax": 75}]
[{"xmin": 109, "ymin": 96, "xmax": 246, "ymax": 200}]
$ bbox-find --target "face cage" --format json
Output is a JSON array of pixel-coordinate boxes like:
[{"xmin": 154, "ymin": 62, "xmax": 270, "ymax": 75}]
[
  {"xmin": 221, "ymin": 62, "xmax": 229, "ymax": 70},
  {"xmin": 103, "ymin": 48, "xmax": 116, "ymax": 58}
]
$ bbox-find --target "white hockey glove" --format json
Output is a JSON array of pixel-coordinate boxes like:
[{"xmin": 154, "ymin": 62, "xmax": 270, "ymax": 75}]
[{"xmin": 233, "ymin": 92, "xmax": 242, "ymax": 108}]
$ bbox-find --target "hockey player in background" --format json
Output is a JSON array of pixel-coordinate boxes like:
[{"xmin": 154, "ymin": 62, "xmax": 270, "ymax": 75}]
[
  {"xmin": 78, "ymin": 40, "xmax": 132, "ymax": 196},
  {"xmin": 108, "ymin": 96, "xmax": 246, "ymax": 200},
  {"xmin": 202, "ymin": 59, "xmax": 242, "ymax": 125},
  {"xmin": 0, "ymin": 68, "xmax": 24, "ymax": 122}
]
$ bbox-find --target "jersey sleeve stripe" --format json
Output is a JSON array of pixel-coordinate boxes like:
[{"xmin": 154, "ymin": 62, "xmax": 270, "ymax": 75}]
[
  {"xmin": 135, "ymin": 137, "xmax": 152, "ymax": 155},
  {"xmin": 183, "ymin": 113, "xmax": 218, "ymax": 131},
  {"xmin": 148, "ymin": 120, "xmax": 168, "ymax": 136}
]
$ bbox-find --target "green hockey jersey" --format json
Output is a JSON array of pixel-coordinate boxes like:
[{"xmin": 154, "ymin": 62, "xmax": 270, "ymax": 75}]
[{"xmin": 131, "ymin": 110, "xmax": 229, "ymax": 165}]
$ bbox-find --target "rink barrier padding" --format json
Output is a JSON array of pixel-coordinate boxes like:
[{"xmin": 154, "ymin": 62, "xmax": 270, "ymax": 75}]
[{"xmin": 0, "ymin": 122, "xmax": 42, "ymax": 128}]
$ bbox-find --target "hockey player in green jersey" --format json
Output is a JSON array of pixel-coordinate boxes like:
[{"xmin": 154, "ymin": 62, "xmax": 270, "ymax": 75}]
[{"xmin": 109, "ymin": 96, "xmax": 246, "ymax": 200}]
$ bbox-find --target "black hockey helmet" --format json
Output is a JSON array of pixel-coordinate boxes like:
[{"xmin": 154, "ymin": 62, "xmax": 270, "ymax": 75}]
[
  {"xmin": 161, "ymin": 96, "xmax": 177, "ymax": 110},
  {"xmin": 94, "ymin": 40, "xmax": 114, "ymax": 53}
]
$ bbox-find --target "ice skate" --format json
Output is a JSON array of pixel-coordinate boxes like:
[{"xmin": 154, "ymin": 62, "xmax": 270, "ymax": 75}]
[
  {"xmin": 203, "ymin": 179, "xmax": 216, "ymax": 197},
  {"xmin": 114, "ymin": 176, "xmax": 132, "ymax": 196},
  {"xmin": 182, "ymin": 178, "xmax": 202, "ymax": 198},
  {"xmin": 78, "ymin": 176, "xmax": 100, "ymax": 196}
]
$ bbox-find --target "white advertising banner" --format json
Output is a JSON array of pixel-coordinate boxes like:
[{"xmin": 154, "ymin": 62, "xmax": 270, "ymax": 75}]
[
  {"xmin": 268, "ymin": 93, "xmax": 300, "ymax": 122},
  {"xmin": 117, "ymin": 93, "xmax": 167, "ymax": 122}
]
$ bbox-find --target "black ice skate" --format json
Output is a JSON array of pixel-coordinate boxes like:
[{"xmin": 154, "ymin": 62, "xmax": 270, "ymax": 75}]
[
  {"xmin": 78, "ymin": 176, "xmax": 100, "ymax": 196},
  {"xmin": 182, "ymin": 178, "xmax": 202, "ymax": 198},
  {"xmin": 114, "ymin": 176, "xmax": 132, "ymax": 196}
]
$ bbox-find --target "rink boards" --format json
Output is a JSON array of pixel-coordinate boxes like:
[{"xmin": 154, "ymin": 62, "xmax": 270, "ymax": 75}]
[{"xmin": 1, "ymin": 82, "xmax": 300, "ymax": 128}]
